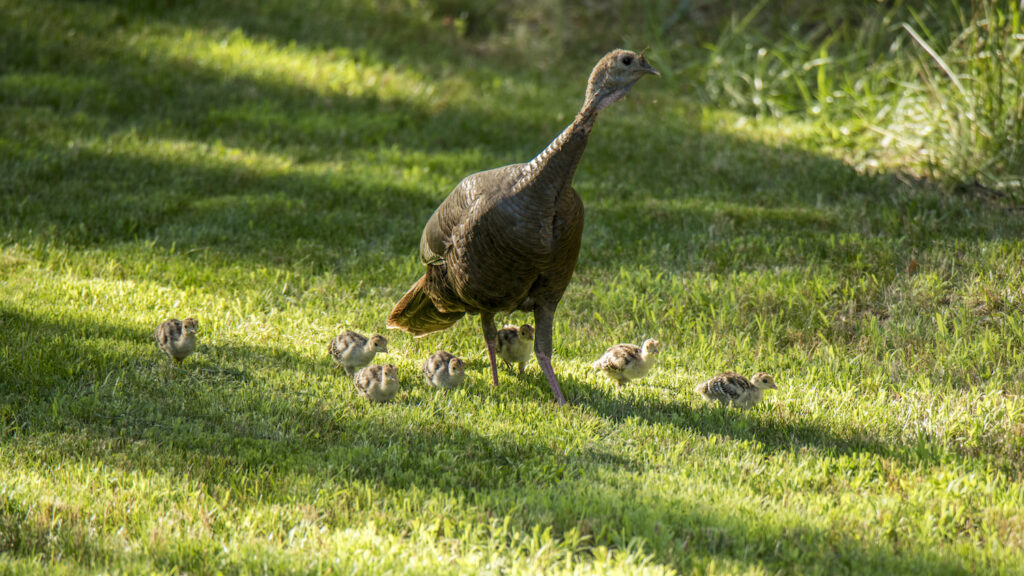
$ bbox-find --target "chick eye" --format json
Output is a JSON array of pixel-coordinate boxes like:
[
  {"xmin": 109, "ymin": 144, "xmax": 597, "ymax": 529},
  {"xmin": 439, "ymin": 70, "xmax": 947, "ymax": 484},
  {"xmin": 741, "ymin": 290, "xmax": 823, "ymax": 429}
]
[{"xmin": 622, "ymin": 56, "xmax": 633, "ymax": 66}]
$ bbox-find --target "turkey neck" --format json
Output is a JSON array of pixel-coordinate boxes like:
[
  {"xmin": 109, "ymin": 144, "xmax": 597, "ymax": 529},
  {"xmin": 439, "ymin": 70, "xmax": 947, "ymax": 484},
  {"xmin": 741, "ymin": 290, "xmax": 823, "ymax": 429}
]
[{"xmin": 512, "ymin": 103, "xmax": 599, "ymax": 198}]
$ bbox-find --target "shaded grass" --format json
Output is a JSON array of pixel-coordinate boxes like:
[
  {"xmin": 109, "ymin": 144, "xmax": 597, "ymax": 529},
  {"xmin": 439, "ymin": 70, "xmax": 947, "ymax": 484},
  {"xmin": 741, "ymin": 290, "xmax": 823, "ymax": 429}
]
[{"xmin": 2, "ymin": 0, "xmax": 1024, "ymax": 574}]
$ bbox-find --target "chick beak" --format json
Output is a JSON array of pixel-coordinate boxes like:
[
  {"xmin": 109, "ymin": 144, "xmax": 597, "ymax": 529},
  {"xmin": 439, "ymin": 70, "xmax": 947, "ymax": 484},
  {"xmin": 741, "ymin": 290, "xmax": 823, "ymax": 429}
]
[{"xmin": 641, "ymin": 60, "xmax": 661, "ymax": 77}]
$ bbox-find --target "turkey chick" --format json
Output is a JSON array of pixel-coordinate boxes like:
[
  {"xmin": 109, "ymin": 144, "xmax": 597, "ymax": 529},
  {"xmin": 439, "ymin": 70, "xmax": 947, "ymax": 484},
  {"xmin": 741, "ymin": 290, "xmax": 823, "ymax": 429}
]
[
  {"xmin": 328, "ymin": 331, "xmax": 388, "ymax": 376},
  {"xmin": 154, "ymin": 317, "xmax": 198, "ymax": 364},
  {"xmin": 694, "ymin": 372, "xmax": 777, "ymax": 409},
  {"xmin": 422, "ymin": 350, "xmax": 466, "ymax": 389},
  {"xmin": 592, "ymin": 338, "xmax": 660, "ymax": 385},
  {"xmin": 353, "ymin": 364, "xmax": 400, "ymax": 403},
  {"xmin": 495, "ymin": 324, "xmax": 534, "ymax": 374}
]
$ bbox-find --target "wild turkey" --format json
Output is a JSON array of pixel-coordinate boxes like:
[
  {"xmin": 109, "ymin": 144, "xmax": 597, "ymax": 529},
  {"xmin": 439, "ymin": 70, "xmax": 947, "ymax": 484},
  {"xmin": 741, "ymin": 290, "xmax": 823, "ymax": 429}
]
[
  {"xmin": 495, "ymin": 324, "xmax": 534, "ymax": 374},
  {"xmin": 694, "ymin": 372, "xmax": 777, "ymax": 409},
  {"xmin": 154, "ymin": 317, "xmax": 198, "ymax": 364},
  {"xmin": 592, "ymin": 338, "xmax": 660, "ymax": 385},
  {"xmin": 328, "ymin": 330, "xmax": 388, "ymax": 376},
  {"xmin": 387, "ymin": 49, "xmax": 659, "ymax": 405},
  {"xmin": 353, "ymin": 364, "xmax": 401, "ymax": 403},
  {"xmin": 422, "ymin": 350, "xmax": 466, "ymax": 389}
]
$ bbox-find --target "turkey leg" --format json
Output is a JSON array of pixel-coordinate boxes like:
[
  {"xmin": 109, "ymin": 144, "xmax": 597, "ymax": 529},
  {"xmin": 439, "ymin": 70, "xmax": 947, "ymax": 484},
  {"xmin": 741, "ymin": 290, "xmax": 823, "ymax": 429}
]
[
  {"xmin": 481, "ymin": 312, "xmax": 500, "ymax": 387},
  {"xmin": 533, "ymin": 306, "xmax": 567, "ymax": 405}
]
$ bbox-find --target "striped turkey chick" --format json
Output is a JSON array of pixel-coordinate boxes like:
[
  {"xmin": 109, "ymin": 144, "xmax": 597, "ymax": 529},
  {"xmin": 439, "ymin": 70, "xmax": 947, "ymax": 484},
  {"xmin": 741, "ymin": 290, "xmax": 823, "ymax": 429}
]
[
  {"xmin": 154, "ymin": 317, "xmax": 198, "ymax": 364},
  {"xmin": 592, "ymin": 338, "xmax": 660, "ymax": 385},
  {"xmin": 422, "ymin": 350, "xmax": 466, "ymax": 389},
  {"xmin": 353, "ymin": 364, "xmax": 400, "ymax": 403},
  {"xmin": 495, "ymin": 324, "xmax": 534, "ymax": 374},
  {"xmin": 694, "ymin": 372, "xmax": 777, "ymax": 409},
  {"xmin": 328, "ymin": 330, "xmax": 388, "ymax": 376}
]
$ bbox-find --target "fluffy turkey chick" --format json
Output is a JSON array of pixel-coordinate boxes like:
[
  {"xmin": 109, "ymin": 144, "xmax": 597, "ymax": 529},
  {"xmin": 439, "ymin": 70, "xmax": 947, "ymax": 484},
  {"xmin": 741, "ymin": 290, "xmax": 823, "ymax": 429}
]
[
  {"xmin": 154, "ymin": 317, "xmax": 198, "ymax": 364},
  {"xmin": 495, "ymin": 324, "xmax": 534, "ymax": 374},
  {"xmin": 328, "ymin": 331, "xmax": 388, "ymax": 376},
  {"xmin": 422, "ymin": 350, "xmax": 466, "ymax": 389},
  {"xmin": 694, "ymin": 372, "xmax": 777, "ymax": 409},
  {"xmin": 592, "ymin": 338, "xmax": 660, "ymax": 385},
  {"xmin": 353, "ymin": 364, "xmax": 400, "ymax": 403}
]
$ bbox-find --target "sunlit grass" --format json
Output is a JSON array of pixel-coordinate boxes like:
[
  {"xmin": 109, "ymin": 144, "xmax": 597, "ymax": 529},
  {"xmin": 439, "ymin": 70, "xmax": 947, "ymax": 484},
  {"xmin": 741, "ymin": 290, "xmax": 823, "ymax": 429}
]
[{"xmin": 132, "ymin": 26, "xmax": 442, "ymax": 104}]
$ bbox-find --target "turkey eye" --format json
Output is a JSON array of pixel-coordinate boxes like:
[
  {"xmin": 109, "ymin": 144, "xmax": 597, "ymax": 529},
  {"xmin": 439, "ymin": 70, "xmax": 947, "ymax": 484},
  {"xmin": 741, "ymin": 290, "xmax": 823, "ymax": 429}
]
[{"xmin": 622, "ymin": 56, "xmax": 633, "ymax": 66}]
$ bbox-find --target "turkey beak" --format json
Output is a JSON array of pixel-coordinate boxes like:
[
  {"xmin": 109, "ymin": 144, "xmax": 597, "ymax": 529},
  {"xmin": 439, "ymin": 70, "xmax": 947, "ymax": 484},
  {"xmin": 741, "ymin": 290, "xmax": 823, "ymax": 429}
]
[{"xmin": 641, "ymin": 60, "xmax": 660, "ymax": 77}]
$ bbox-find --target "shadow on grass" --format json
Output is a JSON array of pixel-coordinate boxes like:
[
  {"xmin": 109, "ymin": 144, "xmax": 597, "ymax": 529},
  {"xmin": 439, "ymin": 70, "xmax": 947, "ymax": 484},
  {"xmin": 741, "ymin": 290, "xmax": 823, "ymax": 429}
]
[
  {"xmin": 555, "ymin": 369, "xmax": 1006, "ymax": 476},
  {"xmin": 486, "ymin": 476, "xmax": 973, "ymax": 574},
  {"xmin": 2, "ymin": 141, "xmax": 436, "ymax": 268}
]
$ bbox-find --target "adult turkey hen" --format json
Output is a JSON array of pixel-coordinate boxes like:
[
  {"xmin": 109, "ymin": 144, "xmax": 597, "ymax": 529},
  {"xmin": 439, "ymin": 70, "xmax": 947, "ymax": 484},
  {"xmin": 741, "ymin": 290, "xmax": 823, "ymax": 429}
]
[{"xmin": 387, "ymin": 49, "xmax": 659, "ymax": 405}]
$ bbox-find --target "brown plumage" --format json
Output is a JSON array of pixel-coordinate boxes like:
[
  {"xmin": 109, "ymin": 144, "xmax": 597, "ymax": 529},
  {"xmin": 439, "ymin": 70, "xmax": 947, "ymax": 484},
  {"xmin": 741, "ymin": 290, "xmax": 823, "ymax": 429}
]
[
  {"xmin": 592, "ymin": 338, "xmax": 660, "ymax": 385},
  {"xmin": 387, "ymin": 49, "xmax": 659, "ymax": 405},
  {"xmin": 422, "ymin": 350, "xmax": 466, "ymax": 389},
  {"xmin": 694, "ymin": 372, "xmax": 777, "ymax": 409},
  {"xmin": 496, "ymin": 324, "xmax": 535, "ymax": 374},
  {"xmin": 154, "ymin": 317, "xmax": 198, "ymax": 364},
  {"xmin": 353, "ymin": 364, "xmax": 401, "ymax": 403},
  {"xmin": 328, "ymin": 331, "xmax": 388, "ymax": 376}
]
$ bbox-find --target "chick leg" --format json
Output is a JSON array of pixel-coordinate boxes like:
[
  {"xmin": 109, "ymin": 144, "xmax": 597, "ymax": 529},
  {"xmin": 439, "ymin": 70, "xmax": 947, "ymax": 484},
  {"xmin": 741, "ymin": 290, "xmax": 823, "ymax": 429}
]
[
  {"xmin": 481, "ymin": 313, "xmax": 500, "ymax": 387},
  {"xmin": 533, "ymin": 306, "xmax": 566, "ymax": 406}
]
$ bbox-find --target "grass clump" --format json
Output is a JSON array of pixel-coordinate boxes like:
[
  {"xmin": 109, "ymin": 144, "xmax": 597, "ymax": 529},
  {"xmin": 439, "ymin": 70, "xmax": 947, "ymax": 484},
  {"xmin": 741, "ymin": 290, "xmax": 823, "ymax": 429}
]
[
  {"xmin": 686, "ymin": 0, "xmax": 1024, "ymax": 197},
  {"xmin": 894, "ymin": 2, "xmax": 1024, "ymax": 192}
]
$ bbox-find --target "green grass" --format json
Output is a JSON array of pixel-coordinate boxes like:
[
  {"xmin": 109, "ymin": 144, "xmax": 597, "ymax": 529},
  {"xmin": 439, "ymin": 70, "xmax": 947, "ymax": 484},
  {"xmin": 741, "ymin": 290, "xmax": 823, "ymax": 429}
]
[
  {"xmin": 2, "ymin": 1, "xmax": 1024, "ymax": 574},
  {"xmin": 681, "ymin": 0, "xmax": 1024, "ymax": 197}
]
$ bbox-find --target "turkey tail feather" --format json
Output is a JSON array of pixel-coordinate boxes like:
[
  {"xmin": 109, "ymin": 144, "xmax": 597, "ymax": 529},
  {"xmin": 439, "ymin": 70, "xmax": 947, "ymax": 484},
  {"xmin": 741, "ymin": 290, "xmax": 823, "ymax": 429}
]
[{"xmin": 387, "ymin": 275, "xmax": 465, "ymax": 337}]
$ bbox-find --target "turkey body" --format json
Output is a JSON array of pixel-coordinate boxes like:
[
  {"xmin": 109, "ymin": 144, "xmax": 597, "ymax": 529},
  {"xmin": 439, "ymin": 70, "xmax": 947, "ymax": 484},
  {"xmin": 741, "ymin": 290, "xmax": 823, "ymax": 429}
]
[
  {"xmin": 430, "ymin": 163, "xmax": 584, "ymax": 316},
  {"xmin": 388, "ymin": 49, "xmax": 658, "ymax": 405},
  {"xmin": 393, "ymin": 150, "xmax": 586, "ymax": 332}
]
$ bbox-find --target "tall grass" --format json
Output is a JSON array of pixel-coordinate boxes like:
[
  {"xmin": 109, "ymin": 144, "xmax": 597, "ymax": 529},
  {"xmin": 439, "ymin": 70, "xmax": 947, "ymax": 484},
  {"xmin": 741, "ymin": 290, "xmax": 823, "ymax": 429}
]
[
  {"xmin": 894, "ymin": 1, "xmax": 1024, "ymax": 191},
  {"xmin": 690, "ymin": 0, "xmax": 1024, "ymax": 198}
]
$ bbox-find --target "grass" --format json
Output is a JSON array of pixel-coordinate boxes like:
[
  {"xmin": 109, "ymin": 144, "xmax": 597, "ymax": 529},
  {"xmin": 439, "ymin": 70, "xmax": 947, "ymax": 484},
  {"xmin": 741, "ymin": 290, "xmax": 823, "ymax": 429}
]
[
  {"xmin": 2, "ymin": 0, "xmax": 1024, "ymax": 574},
  {"xmin": 677, "ymin": 0, "xmax": 1024, "ymax": 197}
]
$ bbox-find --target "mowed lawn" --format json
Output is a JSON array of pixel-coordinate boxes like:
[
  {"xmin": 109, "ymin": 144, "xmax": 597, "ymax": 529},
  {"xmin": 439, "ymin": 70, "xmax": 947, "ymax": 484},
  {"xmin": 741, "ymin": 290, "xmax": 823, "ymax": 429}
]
[{"xmin": 2, "ymin": 1, "xmax": 1024, "ymax": 574}]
